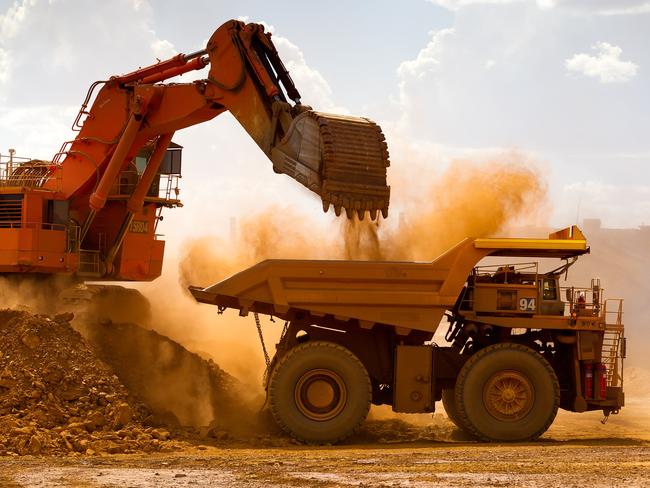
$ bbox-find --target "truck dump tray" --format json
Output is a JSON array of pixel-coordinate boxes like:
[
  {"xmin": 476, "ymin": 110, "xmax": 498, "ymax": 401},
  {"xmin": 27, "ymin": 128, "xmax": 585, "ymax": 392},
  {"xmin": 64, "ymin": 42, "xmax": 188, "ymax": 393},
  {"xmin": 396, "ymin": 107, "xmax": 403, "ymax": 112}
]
[{"xmin": 189, "ymin": 226, "xmax": 588, "ymax": 334}]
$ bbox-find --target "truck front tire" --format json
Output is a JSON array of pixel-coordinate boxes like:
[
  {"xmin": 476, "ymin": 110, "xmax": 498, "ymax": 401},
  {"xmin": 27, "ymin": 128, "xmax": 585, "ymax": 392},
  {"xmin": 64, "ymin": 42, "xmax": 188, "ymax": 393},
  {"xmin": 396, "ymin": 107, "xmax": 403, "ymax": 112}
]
[
  {"xmin": 455, "ymin": 343, "xmax": 559, "ymax": 442},
  {"xmin": 268, "ymin": 341, "xmax": 371, "ymax": 444}
]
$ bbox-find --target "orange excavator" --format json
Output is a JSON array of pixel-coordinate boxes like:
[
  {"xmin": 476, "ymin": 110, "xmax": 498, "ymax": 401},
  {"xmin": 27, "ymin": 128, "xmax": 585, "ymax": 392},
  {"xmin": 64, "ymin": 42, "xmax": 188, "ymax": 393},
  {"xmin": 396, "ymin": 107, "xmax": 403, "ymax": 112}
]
[{"xmin": 0, "ymin": 20, "xmax": 390, "ymax": 282}]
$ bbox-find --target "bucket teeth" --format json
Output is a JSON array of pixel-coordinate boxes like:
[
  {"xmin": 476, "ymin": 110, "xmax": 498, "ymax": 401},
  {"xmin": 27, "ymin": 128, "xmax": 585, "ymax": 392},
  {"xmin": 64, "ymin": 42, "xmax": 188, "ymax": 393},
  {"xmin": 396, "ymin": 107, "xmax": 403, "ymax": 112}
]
[
  {"xmin": 271, "ymin": 109, "xmax": 390, "ymax": 221},
  {"xmin": 381, "ymin": 207, "xmax": 388, "ymax": 219},
  {"xmin": 310, "ymin": 111, "xmax": 390, "ymax": 222},
  {"xmin": 369, "ymin": 209, "xmax": 377, "ymax": 220}
]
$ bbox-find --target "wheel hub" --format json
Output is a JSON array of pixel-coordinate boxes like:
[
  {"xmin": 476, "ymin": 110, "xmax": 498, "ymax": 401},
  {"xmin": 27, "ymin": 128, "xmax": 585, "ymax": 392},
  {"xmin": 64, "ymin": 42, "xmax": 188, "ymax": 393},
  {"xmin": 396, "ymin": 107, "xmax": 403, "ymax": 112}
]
[
  {"xmin": 295, "ymin": 369, "xmax": 347, "ymax": 421},
  {"xmin": 483, "ymin": 370, "xmax": 534, "ymax": 421}
]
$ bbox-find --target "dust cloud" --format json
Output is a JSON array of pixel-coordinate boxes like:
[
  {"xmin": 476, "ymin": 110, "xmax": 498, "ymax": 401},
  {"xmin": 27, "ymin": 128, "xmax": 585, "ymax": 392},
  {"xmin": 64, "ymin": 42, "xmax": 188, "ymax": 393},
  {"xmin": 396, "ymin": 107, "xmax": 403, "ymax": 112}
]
[
  {"xmin": 167, "ymin": 145, "xmax": 650, "ymax": 438},
  {"xmin": 129, "ymin": 149, "xmax": 545, "ymax": 431},
  {"xmin": 0, "ymin": 275, "xmax": 74, "ymax": 314},
  {"xmin": 343, "ymin": 153, "xmax": 548, "ymax": 261},
  {"xmin": 158, "ymin": 150, "xmax": 547, "ymax": 413},
  {"xmin": 178, "ymin": 207, "xmax": 329, "ymax": 287},
  {"xmin": 1, "ymin": 145, "xmax": 648, "ymax": 441},
  {"xmin": 180, "ymin": 150, "xmax": 547, "ymax": 286}
]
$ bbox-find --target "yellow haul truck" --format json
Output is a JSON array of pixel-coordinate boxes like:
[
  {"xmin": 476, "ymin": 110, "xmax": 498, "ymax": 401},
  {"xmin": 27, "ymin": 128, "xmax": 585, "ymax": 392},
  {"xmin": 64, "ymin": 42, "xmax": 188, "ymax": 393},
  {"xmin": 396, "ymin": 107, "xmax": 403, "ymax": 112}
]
[{"xmin": 190, "ymin": 226, "xmax": 625, "ymax": 443}]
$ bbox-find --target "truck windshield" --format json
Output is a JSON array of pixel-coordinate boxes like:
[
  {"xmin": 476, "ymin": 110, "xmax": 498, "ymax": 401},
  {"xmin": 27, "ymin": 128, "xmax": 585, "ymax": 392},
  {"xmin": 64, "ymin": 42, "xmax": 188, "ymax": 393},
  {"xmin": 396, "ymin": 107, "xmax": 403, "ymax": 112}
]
[{"xmin": 542, "ymin": 278, "xmax": 557, "ymax": 300}]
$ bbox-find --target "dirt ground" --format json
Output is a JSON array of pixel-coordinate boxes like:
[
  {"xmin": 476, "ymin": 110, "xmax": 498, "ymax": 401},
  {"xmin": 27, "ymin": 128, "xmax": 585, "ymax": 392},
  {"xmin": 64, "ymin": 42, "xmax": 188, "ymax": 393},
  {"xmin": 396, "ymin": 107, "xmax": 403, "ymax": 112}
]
[
  {"xmin": 0, "ymin": 303, "xmax": 647, "ymax": 486},
  {"xmin": 1, "ymin": 439, "xmax": 648, "ymax": 488},
  {"xmin": 1, "ymin": 402, "xmax": 648, "ymax": 487}
]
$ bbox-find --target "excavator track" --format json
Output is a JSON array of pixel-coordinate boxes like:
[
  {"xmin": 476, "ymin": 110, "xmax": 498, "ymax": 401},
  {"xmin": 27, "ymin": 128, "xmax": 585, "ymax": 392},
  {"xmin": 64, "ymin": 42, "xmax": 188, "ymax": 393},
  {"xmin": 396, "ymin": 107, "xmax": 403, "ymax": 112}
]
[{"xmin": 271, "ymin": 111, "xmax": 390, "ymax": 220}]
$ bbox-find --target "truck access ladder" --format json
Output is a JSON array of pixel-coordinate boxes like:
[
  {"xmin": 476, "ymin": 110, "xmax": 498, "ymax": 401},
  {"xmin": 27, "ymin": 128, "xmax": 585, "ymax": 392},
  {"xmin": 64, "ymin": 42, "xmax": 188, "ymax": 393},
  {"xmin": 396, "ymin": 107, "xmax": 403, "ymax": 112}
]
[{"xmin": 602, "ymin": 298, "xmax": 625, "ymax": 388}]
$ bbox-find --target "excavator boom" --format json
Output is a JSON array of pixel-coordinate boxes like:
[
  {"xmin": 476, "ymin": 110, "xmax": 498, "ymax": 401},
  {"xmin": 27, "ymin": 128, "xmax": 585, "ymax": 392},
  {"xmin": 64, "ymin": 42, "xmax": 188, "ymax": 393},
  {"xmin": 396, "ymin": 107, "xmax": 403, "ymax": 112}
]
[{"xmin": 49, "ymin": 20, "xmax": 390, "ymax": 220}]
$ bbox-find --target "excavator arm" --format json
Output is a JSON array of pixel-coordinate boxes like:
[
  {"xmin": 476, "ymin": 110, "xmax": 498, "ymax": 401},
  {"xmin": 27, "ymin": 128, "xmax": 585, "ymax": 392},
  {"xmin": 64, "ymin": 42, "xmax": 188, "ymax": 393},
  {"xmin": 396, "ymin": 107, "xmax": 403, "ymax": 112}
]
[{"xmin": 46, "ymin": 20, "xmax": 390, "ymax": 223}]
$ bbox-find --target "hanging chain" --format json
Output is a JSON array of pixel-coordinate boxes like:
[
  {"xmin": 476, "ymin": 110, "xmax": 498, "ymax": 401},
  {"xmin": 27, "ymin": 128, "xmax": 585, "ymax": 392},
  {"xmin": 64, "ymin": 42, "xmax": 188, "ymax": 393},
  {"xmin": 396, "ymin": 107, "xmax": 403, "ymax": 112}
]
[{"xmin": 254, "ymin": 312, "xmax": 271, "ymax": 368}]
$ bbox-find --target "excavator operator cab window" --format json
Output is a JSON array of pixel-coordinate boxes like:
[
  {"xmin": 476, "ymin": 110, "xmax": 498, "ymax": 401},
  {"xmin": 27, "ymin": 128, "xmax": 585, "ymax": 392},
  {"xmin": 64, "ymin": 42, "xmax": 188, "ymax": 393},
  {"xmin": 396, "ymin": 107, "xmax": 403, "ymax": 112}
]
[
  {"xmin": 135, "ymin": 156, "xmax": 147, "ymax": 175},
  {"xmin": 160, "ymin": 143, "xmax": 182, "ymax": 175}
]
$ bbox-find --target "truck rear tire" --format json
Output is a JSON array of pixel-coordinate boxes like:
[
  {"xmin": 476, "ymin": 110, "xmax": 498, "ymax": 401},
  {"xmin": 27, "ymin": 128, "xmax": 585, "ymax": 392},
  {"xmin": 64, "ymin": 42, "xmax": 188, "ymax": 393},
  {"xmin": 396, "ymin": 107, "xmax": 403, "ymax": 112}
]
[
  {"xmin": 455, "ymin": 343, "xmax": 559, "ymax": 442},
  {"xmin": 268, "ymin": 341, "xmax": 371, "ymax": 444},
  {"xmin": 442, "ymin": 388, "xmax": 467, "ymax": 432}
]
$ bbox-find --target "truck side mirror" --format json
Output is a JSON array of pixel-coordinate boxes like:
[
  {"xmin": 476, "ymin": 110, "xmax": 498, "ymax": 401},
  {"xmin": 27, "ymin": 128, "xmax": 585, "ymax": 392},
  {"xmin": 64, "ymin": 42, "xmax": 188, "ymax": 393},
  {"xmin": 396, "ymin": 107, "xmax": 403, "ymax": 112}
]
[{"xmin": 565, "ymin": 289, "xmax": 572, "ymax": 302}]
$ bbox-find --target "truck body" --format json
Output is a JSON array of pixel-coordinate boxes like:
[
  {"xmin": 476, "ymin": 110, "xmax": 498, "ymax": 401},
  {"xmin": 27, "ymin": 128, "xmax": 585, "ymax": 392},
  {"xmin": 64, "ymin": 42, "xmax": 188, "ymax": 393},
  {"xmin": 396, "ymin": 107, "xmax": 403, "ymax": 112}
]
[{"xmin": 190, "ymin": 226, "xmax": 625, "ymax": 443}]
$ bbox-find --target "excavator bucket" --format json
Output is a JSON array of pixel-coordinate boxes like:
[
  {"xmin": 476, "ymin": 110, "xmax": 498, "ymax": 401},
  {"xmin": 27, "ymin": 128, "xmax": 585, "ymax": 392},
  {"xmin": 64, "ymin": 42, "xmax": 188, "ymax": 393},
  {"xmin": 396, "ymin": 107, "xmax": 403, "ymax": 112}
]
[{"xmin": 270, "ymin": 111, "xmax": 390, "ymax": 220}]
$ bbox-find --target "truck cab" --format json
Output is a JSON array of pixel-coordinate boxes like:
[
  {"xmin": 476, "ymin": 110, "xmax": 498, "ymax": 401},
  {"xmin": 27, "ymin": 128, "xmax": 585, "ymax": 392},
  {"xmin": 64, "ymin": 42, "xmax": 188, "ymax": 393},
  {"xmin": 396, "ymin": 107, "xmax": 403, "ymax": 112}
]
[{"xmin": 462, "ymin": 263, "xmax": 566, "ymax": 317}]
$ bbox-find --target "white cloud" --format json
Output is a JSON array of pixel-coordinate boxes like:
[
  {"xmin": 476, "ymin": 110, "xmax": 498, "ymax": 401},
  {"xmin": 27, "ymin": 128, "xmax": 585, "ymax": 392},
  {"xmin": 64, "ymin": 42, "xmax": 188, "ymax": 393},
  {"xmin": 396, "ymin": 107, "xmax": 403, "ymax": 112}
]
[
  {"xmin": 0, "ymin": 0, "xmax": 37, "ymax": 96},
  {"xmin": 151, "ymin": 38, "xmax": 177, "ymax": 60},
  {"xmin": 129, "ymin": 0, "xmax": 148, "ymax": 11},
  {"xmin": 0, "ymin": 0, "xmax": 35, "ymax": 39},
  {"xmin": 0, "ymin": 48, "xmax": 10, "ymax": 85},
  {"xmin": 565, "ymin": 42, "xmax": 638, "ymax": 83},
  {"xmin": 242, "ymin": 19, "xmax": 345, "ymax": 113},
  {"xmin": 598, "ymin": 2, "xmax": 650, "ymax": 15},
  {"xmin": 555, "ymin": 1, "xmax": 650, "ymax": 15},
  {"xmin": 272, "ymin": 36, "xmax": 342, "ymax": 111},
  {"xmin": 0, "ymin": 105, "xmax": 77, "ymax": 158},
  {"xmin": 397, "ymin": 28, "xmax": 454, "ymax": 81},
  {"xmin": 429, "ymin": 0, "xmax": 525, "ymax": 9},
  {"xmin": 428, "ymin": 0, "xmax": 562, "ymax": 9},
  {"xmin": 0, "ymin": 0, "xmax": 187, "ymax": 107},
  {"xmin": 428, "ymin": 0, "xmax": 650, "ymax": 14},
  {"xmin": 395, "ymin": 28, "xmax": 454, "ymax": 129}
]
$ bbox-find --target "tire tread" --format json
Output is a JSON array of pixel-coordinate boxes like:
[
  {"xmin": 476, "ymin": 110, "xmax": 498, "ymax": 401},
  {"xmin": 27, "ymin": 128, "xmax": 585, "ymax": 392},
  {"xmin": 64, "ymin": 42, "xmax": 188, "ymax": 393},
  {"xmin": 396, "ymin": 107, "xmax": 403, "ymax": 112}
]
[
  {"xmin": 454, "ymin": 342, "xmax": 560, "ymax": 442},
  {"xmin": 268, "ymin": 341, "xmax": 372, "ymax": 444}
]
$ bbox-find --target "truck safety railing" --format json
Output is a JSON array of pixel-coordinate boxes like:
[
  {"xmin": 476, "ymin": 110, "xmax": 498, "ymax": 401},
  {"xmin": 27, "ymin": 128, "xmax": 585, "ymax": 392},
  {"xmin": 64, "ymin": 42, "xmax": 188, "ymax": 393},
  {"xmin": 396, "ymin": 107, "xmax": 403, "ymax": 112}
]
[
  {"xmin": 561, "ymin": 279, "xmax": 603, "ymax": 318},
  {"xmin": 472, "ymin": 262, "xmax": 539, "ymax": 285}
]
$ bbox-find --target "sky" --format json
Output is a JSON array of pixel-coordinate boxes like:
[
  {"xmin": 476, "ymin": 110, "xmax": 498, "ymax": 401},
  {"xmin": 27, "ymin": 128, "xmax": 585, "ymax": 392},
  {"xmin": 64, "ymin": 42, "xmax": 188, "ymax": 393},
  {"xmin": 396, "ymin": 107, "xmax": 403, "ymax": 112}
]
[{"xmin": 0, "ymin": 0, "xmax": 648, "ymax": 252}]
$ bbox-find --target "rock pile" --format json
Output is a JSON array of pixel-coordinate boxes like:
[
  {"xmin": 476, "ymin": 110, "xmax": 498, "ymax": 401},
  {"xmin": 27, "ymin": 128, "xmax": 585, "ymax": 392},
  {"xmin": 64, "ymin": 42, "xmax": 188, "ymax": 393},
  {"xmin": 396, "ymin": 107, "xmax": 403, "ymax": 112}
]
[
  {"xmin": 0, "ymin": 310, "xmax": 181, "ymax": 456},
  {"xmin": 82, "ymin": 320, "xmax": 253, "ymax": 431}
]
